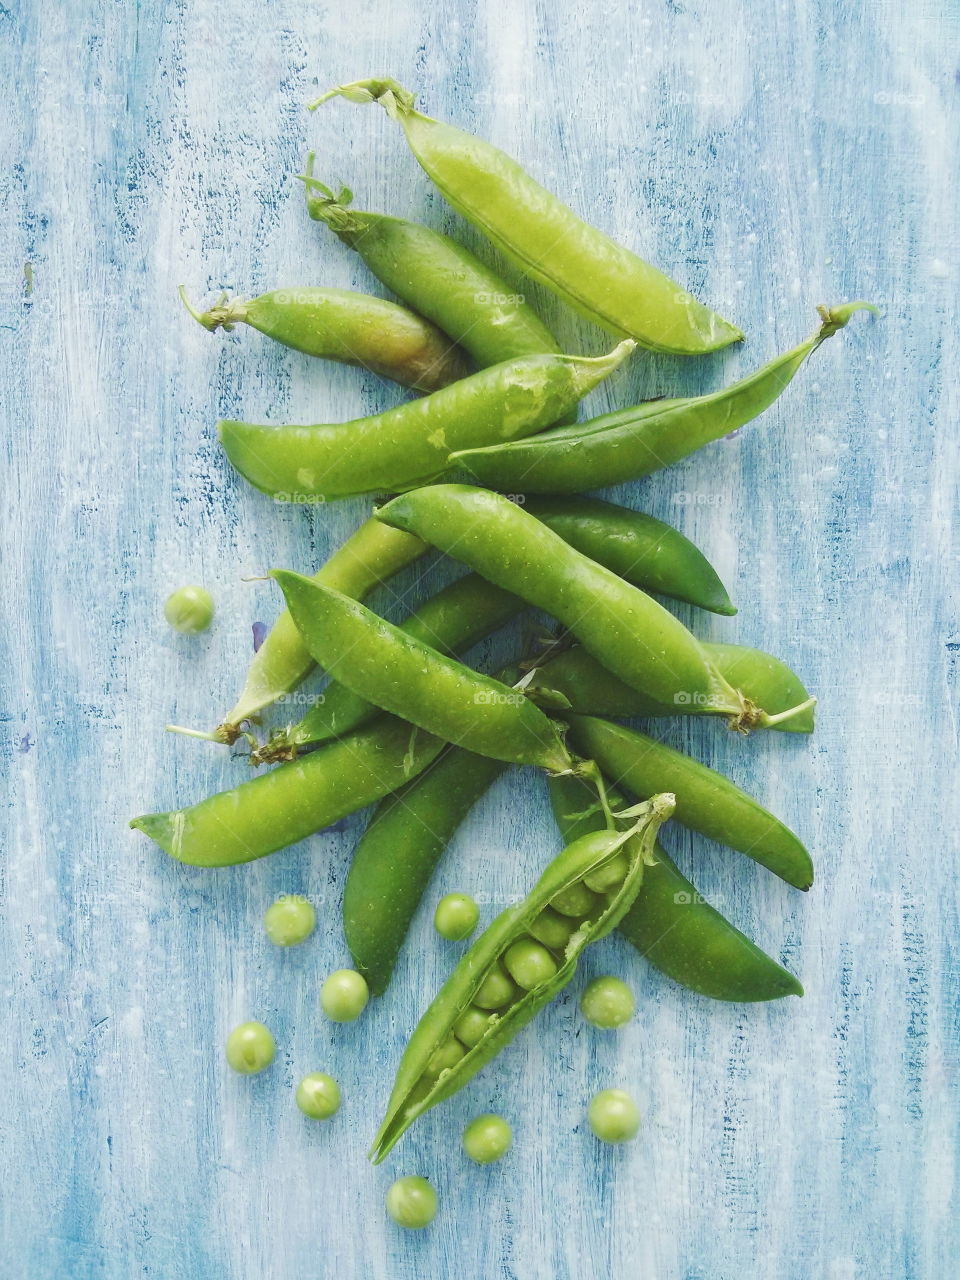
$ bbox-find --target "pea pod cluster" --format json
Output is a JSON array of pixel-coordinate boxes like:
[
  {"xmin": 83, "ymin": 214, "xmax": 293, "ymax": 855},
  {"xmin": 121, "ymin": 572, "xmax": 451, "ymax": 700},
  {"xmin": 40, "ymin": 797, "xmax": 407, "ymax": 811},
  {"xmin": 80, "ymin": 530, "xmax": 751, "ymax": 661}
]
[
  {"xmin": 134, "ymin": 74, "xmax": 879, "ymax": 1182},
  {"xmin": 369, "ymin": 794, "xmax": 675, "ymax": 1162}
]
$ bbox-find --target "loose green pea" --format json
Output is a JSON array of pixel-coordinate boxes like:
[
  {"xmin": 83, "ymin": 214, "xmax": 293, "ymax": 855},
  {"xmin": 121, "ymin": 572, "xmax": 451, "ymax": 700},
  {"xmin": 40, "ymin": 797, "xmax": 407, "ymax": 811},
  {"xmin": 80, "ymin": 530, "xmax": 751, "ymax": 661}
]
[
  {"xmin": 320, "ymin": 969, "xmax": 369, "ymax": 1022},
  {"xmin": 580, "ymin": 976, "xmax": 636, "ymax": 1029},
  {"xmin": 434, "ymin": 892, "xmax": 480, "ymax": 941},
  {"xmin": 426, "ymin": 1035, "xmax": 467, "ymax": 1077},
  {"xmin": 588, "ymin": 1089, "xmax": 641, "ymax": 1143},
  {"xmin": 463, "ymin": 1113, "xmax": 513, "ymax": 1164},
  {"xmin": 225, "ymin": 1021, "xmax": 276, "ymax": 1074},
  {"xmin": 453, "ymin": 1007, "xmax": 494, "ymax": 1048},
  {"xmin": 263, "ymin": 894, "xmax": 317, "ymax": 946},
  {"xmin": 584, "ymin": 852, "xmax": 630, "ymax": 894},
  {"xmin": 296, "ymin": 1072, "xmax": 341, "ymax": 1119},
  {"xmin": 503, "ymin": 938, "xmax": 559, "ymax": 990},
  {"xmin": 164, "ymin": 584, "xmax": 214, "ymax": 633},
  {"xmin": 473, "ymin": 962, "xmax": 516, "ymax": 1009},
  {"xmin": 550, "ymin": 880, "xmax": 601, "ymax": 918},
  {"xmin": 528, "ymin": 905, "xmax": 578, "ymax": 951},
  {"xmin": 386, "ymin": 1175, "xmax": 438, "ymax": 1229}
]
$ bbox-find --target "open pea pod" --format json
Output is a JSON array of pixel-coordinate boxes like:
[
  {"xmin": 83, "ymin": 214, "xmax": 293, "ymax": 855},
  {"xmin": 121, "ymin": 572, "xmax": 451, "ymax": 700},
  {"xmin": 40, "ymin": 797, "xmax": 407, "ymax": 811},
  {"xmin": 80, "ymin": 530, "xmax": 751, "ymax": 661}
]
[{"xmin": 370, "ymin": 793, "xmax": 675, "ymax": 1163}]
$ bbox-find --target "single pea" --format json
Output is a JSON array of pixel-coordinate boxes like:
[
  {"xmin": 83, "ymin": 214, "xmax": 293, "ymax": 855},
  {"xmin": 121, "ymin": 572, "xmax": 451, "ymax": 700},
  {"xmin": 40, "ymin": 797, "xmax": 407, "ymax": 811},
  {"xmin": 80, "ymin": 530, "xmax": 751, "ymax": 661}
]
[
  {"xmin": 584, "ymin": 851, "xmax": 631, "ymax": 893},
  {"xmin": 453, "ymin": 1006, "xmax": 493, "ymax": 1048},
  {"xmin": 550, "ymin": 880, "xmax": 602, "ymax": 918},
  {"xmin": 225, "ymin": 1021, "xmax": 276, "ymax": 1074},
  {"xmin": 588, "ymin": 1089, "xmax": 641, "ymax": 1143},
  {"xmin": 580, "ymin": 976, "xmax": 636, "ymax": 1029},
  {"xmin": 426, "ymin": 1034, "xmax": 467, "ymax": 1077},
  {"xmin": 528, "ymin": 905, "xmax": 577, "ymax": 951},
  {"xmin": 164, "ymin": 584, "xmax": 215, "ymax": 633},
  {"xmin": 386, "ymin": 1175, "xmax": 438, "ymax": 1229},
  {"xmin": 263, "ymin": 894, "xmax": 317, "ymax": 946},
  {"xmin": 473, "ymin": 962, "xmax": 517, "ymax": 1010},
  {"xmin": 463, "ymin": 1113, "xmax": 513, "ymax": 1164},
  {"xmin": 503, "ymin": 938, "xmax": 559, "ymax": 990},
  {"xmin": 434, "ymin": 892, "xmax": 480, "ymax": 941},
  {"xmin": 320, "ymin": 969, "xmax": 369, "ymax": 1022},
  {"xmin": 296, "ymin": 1071, "xmax": 341, "ymax": 1119}
]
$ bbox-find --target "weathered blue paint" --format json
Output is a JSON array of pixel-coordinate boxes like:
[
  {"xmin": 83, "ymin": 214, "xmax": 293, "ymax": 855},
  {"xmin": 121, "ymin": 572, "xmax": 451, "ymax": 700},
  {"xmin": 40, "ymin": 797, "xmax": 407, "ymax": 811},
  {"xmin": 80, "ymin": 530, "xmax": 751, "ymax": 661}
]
[{"xmin": 1, "ymin": 2, "xmax": 957, "ymax": 1277}]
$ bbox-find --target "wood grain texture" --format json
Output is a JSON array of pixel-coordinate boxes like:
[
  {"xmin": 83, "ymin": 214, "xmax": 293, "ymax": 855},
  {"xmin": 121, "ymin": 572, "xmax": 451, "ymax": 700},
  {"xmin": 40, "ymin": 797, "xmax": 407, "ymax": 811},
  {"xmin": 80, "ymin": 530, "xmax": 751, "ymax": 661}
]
[{"xmin": 1, "ymin": 1, "xmax": 958, "ymax": 1276}]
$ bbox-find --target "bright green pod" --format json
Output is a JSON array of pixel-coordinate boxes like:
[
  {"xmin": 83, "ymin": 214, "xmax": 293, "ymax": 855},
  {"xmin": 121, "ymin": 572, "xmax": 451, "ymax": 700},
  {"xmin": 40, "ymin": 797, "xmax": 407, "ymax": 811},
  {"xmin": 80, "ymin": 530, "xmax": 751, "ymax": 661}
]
[
  {"xmin": 453, "ymin": 303, "xmax": 878, "ymax": 493},
  {"xmin": 376, "ymin": 486, "xmax": 813, "ymax": 731},
  {"xmin": 272, "ymin": 571, "xmax": 572, "ymax": 771},
  {"xmin": 549, "ymin": 774, "xmax": 803, "ymax": 1002},
  {"xmin": 344, "ymin": 748, "xmax": 508, "ymax": 995},
  {"xmin": 369, "ymin": 795, "xmax": 675, "ymax": 1162},
  {"xmin": 527, "ymin": 643, "xmax": 816, "ymax": 734},
  {"xmin": 255, "ymin": 574, "xmax": 523, "ymax": 763},
  {"xmin": 301, "ymin": 164, "xmax": 561, "ymax": 368},
  {"xmin": 526, "ymin": 496, "xmax": 735, "ymax": 616},
  {"xmin": 216, "ymin": 517, "xmax": 427, "ymax": 740},
  {"xmin": 315, "ymin": 80, "xmax": 741, "ymax": 355},
  {"xmin": 180, "ymin": 285, "xmax": 470, "ymax": 391},
  {"xmin": 130, "ymin": 714, "xmax": 445, "ymax": 867},
  {"xmin": 218, "ymin": 341, "xmax": 633, "ymax": 502},
  {"xmin": 566, "ymin": 716, "xmax": 813, "ymax": 890}
]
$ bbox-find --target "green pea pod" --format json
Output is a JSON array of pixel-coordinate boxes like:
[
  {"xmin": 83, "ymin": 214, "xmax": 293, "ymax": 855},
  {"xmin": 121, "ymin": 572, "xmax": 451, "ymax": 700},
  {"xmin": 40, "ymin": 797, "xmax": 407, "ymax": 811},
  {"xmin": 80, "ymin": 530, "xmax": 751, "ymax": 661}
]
[
  {"xmin": 376, "ymin": 485, "xmax": 813, "ymax": 731},
  {"xmin": 130, "ymin": 715, "xmax": 446, "ymax": 867},
  {"xmin": 345, "ymin": 748, "xmax": 509, "ymax": 994},
  {"xmin": 453, "ymin": 302, "xmax": 878, "ymax": 492},
  {"xmin": 370, "ymin": 793, "xmax": 675, "ymax": 1162},
  {"xmin": 179, "ymin": 285, "xmax": 470, "ymax": 391},
  {"xmin": 301, "ymin": 162, "xmax": 561, "ymax": 368},
  {"xmin": 213, "ymin": 518, "xmax": 427, "ymax": 740},
  {"xmin": 255, "ymin": 574, "xmax": 524, "ymax": 763},
  {"xmin": 526, "ymin": 496, "xmax": 735, "ymax": 615},
  {"xmin": 315, "ymin": 80, "xmax": 741, "ymax": 356},
  {"xmin": 218, "ymin": 341, "xmax": 633, "ymax": 502},
  {"xmin": 549, "ymin": 774, "xmax": 803, "ymax": 1002},
  {"xmin": 528, "ymin": 643, "xmax": 816, "ymax": 734},
  {"xmin": 565, "ymin": 716, "xmax": 813, "ymax": 889},
  {"xmin": 271, "ymin": 570, "xmax": 573, "ymax": 772}
]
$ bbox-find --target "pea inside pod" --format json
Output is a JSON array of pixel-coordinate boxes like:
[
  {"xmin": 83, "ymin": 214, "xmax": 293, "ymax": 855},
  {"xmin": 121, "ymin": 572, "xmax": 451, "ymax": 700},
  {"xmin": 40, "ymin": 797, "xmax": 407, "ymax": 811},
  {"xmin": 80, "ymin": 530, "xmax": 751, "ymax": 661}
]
[
  {"xmin": 218, "ymin": 340, "xmax": 634, "ymax": 503},
  {"xmin": 453, "ymin": 302, "xmax": 878, "ymax": 493},
  {"xmin": 369, "ymin": 794, "xmax": 675, "ymax": 1163},
  {"xmin": 301, "ymin": 161, "xmax": 562, "ymax": 368},
  {"xmin": 180, "ymin": 285, "xmax": 469, "ymax": 392},
  {"xmin": 315, "ymin": 80, "xmax": 742, "ymax": 355}
]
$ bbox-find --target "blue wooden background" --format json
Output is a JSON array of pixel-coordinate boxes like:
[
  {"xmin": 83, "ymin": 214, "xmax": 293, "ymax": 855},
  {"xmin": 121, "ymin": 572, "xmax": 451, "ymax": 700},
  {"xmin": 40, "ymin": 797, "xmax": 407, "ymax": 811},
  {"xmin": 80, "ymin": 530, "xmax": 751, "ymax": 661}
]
[{"xmin": 2, "ymin": 2, "xmax": 958, "ymax": 1277}]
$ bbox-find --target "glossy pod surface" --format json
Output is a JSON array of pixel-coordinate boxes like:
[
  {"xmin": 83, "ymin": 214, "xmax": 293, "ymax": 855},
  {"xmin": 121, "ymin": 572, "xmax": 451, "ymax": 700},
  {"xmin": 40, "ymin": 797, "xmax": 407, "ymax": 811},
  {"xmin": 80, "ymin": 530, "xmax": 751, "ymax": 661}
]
[
  {"xmin": 453, "ymin": 302, "xmax": 877, "ymax": 492},
  {"xmin": 260, "ymin": 574, "xmax": 523, "ymax": 759},
  {"xmin": 375, "ymin": 485, "xmax": 763, "ymax": 723},
  {"xmin": 219, "ymin": 517, "xmax": 427, "ymax": 736},
  {"xmin": 370, "ymin": 795, "xmax": 675, "ymax": 1162},
  {"xmin": 303, "ymin": 173, "xmax": 562, "ymax": 368},
  {"xmin": 345, "ymin": 748, "xmax": 508, "ymax": 994},
  {"xmin": 549, "ymin": 774, "xmax": 803, "ymax": 1002},
  {"xmin": 317, "ymin": 80, "xmax": 742, "ymax": 356},
  {"xmin": 182, "ymin": 286, "xmax": 469, "ymax": 391},
  {"xmin": 272, "ymin": 571, "xmax": 572, "ymax": 771},
  {"xmin": 528, "ymin": 643, "xmax": 816, "ymax": 734},
  {"xmin": 566, "ymin": 716, "xmax": 813, "ymax": 889},
  {"xmin": 130, "ymin": 714, "xmax": 445, "ymax": 867},
  {"xmin": 526, "ymin": 496, "xmax": 735, "ymax": 615},
  {"xmin": 218, "ymin": 342, "xmax": 633, "ymax": 502}
]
